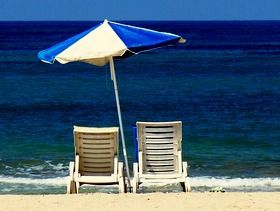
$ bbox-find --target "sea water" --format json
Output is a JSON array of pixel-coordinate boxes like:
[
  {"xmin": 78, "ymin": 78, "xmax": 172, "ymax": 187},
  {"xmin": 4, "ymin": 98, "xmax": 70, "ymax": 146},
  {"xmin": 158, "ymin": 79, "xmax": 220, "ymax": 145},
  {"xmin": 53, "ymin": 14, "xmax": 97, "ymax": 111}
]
[{"xmin": 0, "ymin": 21, "xmax": 279, "ymax": 194}]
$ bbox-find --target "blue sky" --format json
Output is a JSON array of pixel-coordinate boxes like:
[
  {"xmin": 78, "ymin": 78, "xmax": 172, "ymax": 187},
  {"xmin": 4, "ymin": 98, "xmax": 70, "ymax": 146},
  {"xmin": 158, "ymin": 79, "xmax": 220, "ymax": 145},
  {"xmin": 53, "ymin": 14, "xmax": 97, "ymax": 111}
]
[{"xmin": 1, "ymin": 0, "xmax": 280, "ymax": 21}]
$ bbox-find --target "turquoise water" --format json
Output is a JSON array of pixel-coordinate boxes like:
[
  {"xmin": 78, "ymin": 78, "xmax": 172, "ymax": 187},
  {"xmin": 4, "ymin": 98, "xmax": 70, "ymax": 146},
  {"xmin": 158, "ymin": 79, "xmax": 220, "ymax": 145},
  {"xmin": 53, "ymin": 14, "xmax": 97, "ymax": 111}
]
[{"xmin": 0, "ymin": 21, "xmax": 279, "ymax": 194}]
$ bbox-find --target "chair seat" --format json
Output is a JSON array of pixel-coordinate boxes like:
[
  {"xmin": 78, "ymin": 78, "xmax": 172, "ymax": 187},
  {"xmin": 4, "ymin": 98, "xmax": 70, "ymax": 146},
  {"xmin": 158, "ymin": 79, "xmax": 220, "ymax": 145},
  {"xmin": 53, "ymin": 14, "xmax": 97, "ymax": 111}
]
[{"xmin": 75, "ymin": 175, "xmax": 119, "ymax": 184}]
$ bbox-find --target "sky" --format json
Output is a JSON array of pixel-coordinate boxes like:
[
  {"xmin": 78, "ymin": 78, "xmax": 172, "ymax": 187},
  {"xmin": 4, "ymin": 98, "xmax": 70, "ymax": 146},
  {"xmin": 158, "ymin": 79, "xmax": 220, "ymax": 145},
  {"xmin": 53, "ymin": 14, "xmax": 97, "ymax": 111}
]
[{"xmin": 1, "ymin": 0, "xmax": 280, "ymax": 21}]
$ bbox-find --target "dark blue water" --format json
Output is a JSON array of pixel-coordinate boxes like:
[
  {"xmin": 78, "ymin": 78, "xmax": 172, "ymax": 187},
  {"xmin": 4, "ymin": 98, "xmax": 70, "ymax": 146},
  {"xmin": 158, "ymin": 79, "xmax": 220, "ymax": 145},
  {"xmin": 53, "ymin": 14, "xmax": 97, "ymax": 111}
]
[{"xmin": 0, "ymin": 21, "xmax": 279, "ymax": 194}]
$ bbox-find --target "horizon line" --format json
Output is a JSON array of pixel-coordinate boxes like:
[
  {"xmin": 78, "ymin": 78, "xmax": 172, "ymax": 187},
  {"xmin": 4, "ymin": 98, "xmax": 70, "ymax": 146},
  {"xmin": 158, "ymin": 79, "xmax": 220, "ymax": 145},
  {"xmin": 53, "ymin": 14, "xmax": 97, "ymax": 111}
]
[{"xmin": 1, "ymin": 19, "xmax": 280, "ymax": 22}]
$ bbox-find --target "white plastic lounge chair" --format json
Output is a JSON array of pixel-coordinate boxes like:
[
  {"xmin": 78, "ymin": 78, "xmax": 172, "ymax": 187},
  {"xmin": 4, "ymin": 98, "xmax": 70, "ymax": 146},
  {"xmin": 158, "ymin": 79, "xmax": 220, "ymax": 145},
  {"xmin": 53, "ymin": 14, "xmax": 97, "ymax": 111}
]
[
  {"xmin": 132, "ymin": 121, "xmax": 191, "ymax": 193},
  {"xmin": 67, "ymin": 126, "xmax": 126, "ymax": 193}
]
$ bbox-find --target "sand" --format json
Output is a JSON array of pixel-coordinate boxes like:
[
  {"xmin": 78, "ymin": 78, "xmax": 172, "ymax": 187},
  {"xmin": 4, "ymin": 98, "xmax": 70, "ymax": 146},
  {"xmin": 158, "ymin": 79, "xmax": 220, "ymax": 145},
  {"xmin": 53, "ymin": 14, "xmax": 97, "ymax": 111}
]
[{"xmin": 0, "ymin": 192, "xmax": 279, "ymax": 211}]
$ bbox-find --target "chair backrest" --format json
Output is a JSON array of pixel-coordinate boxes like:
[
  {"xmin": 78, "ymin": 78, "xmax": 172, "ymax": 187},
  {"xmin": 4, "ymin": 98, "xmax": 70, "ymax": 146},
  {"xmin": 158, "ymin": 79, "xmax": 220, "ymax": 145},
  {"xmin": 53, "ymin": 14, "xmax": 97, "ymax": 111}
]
[
  {"xmin": 73, "ymin": 126, "xmax": 119, "ymax": 176},
  {"xmin": 137, "ymin": 121, "xmax": 182, "ymax": 175}
]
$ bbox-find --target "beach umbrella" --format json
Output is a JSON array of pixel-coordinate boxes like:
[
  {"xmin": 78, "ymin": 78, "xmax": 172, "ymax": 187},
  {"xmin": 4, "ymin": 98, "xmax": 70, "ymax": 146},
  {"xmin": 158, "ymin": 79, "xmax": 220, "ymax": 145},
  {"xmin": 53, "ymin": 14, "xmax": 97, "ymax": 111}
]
[{"xmin": 38, "ymin": 19, "xmax": 186, "ymax": 189}]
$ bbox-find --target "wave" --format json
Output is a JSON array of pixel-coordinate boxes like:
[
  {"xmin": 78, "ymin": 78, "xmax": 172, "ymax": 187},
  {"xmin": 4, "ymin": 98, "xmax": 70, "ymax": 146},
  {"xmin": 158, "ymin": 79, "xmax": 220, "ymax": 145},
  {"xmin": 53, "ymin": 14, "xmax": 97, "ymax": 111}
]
[{"xmin": 1, "ymin": 175, "xmax": 279, "ymax": 189}]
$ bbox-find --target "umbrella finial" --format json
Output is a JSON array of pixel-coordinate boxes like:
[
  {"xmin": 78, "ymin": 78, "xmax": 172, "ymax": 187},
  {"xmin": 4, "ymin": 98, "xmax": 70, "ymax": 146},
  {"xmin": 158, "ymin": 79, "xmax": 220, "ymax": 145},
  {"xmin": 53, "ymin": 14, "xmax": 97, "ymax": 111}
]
[{"xmin": 179, "ymin": 38, "xmax": 187, "ymax": 43}]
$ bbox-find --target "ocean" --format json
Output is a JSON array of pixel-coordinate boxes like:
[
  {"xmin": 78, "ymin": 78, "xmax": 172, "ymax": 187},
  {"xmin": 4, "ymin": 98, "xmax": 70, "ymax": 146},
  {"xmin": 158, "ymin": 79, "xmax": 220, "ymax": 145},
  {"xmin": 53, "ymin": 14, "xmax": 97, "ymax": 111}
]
[{"xmin": 0, "ymin": 21, "xmax": 279, "ymax": 194}]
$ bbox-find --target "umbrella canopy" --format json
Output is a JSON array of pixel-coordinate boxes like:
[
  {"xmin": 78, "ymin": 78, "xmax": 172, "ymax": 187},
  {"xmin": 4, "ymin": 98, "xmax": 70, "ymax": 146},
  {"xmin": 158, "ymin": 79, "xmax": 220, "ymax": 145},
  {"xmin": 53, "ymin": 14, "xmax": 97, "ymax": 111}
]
[
  {"xmin": 38, "ymin": 20, "xmax": 186, "ymax": 190},
  {"xmin": 38, "ymin": 19, "xmax": 185, "ymax": 65}
]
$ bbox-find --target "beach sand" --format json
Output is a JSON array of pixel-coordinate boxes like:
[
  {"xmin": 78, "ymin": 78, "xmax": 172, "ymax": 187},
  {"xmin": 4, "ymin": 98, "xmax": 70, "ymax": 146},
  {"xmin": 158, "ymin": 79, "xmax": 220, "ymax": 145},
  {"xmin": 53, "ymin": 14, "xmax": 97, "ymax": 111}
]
[{"xmin": 0, "ymin": 192, "xmax": 279, "ymax": 211}]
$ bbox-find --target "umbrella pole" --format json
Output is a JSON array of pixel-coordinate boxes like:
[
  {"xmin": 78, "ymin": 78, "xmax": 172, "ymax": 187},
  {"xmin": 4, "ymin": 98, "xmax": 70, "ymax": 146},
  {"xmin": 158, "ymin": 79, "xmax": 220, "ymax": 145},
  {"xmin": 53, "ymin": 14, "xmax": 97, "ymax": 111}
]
[{"xmin": 109, "ymin": 57, "xmax": 132, "ymax": 191}]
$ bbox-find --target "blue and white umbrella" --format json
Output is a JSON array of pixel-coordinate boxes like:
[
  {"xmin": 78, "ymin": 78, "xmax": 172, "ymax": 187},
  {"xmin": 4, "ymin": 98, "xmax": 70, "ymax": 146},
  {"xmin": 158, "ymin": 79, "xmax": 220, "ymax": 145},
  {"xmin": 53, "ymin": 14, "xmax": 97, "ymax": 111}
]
[{"xmin": 38, "ymin": 19, "xmax": 186, "ymax": 189}]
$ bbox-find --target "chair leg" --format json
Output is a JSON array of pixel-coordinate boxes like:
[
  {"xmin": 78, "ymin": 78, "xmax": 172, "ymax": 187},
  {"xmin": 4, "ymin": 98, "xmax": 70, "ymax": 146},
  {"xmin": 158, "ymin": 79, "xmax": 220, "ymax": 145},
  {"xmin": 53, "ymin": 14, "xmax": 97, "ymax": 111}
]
[
  {"xmin": 132, "ymin": 163, "xmax": 139, "ymax": 193},
  {"xmin": 180, "ymin": 182, "xmax": 186, "ymax": 192},
  {"xmin": 180, "ymin": 181, "xmax": 191, "ymax": 192},
  {"xmin": 182, "ymin": 162, "xmax": 191, "ymax": 192},
  {"xmin": 75, "ymin": 182, "xmax": 80, "ymax": 194},
  {"xmin": 67, "ymin": 180, "xmax": 77, "ymax": 194},
  {"xmin": 67, "ymin": 162, "xmax": 77, "ymax": 194},
  {"xmin": 132, "ymin": 179, "xmax": 138, "ymax": 193},
  {"xmin": 118, "ymin": 162, "xmax": 125, "ymax": 193},
  {"xmin": 185, "ymin": 178, "xmax": 191, "ymax": 192},
  {"xmin": 66, "ymin": 179, "xmax": 71, "ymax": 194}
]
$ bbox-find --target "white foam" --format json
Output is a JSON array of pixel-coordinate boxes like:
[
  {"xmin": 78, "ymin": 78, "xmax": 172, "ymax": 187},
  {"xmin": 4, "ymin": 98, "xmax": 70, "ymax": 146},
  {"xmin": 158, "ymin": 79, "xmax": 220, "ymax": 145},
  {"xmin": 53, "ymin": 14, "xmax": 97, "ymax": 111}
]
[
  {"xmin": 45, "ymin": 161, "xmax": 67, "ymax": 171},
  {"xmin": 190, "ymin": 176, "xmax": 280, "ymax": 188},
  {"xmin": 0, "ymin": 175, "xmax": 68, "ymax": 186}
]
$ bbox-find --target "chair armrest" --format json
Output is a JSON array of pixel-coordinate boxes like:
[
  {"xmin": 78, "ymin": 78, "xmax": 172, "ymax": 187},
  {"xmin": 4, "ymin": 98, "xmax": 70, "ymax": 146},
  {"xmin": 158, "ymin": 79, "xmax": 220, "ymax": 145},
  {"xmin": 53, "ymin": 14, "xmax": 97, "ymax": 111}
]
[
  {"xmin": 69, "ymin": 162, "xmax": 75, "ymax": 181},
  {"xmin": 182, "ymin": 161, "xmax": 188, "ymax": 177},
  {"xmin": 74, "ymin": 155, "xmax": 80, "ymax": 179}
]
